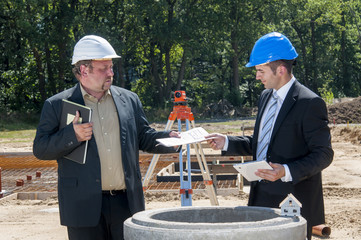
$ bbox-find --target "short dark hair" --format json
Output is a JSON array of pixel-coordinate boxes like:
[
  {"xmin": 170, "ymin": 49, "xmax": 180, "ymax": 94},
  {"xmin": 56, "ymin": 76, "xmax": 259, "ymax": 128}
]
[
  {"xmin": 72, "ymin": 60, "xmax": 93, "ymax": 79},
  {"xmin": 268, "ymin": 59, "xmax": 295, "ymax": 75}
]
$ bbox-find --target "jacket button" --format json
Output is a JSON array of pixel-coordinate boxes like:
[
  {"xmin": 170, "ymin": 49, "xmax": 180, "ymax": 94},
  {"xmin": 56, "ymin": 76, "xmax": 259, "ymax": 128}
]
[{"xmin": 95, "ymin": 179, "xmax": 100, "ymax": 183}]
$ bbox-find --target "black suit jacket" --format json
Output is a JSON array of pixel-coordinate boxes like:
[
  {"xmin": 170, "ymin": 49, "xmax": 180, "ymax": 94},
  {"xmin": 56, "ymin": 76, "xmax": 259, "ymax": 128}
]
[
  {"xmin": 33, "ymin": 84, "xmax": 175, "ymax": 227},
  {"xmin": 225, "ymin": 80, "xmax": 333, "ymax": 227}
]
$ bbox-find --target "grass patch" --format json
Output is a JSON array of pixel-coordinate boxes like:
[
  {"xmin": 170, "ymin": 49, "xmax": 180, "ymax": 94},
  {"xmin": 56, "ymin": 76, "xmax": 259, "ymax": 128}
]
[
  {"xmin": 0, "ymin": 112, "xmax": 38, "ymax": 142},
  {"xmin": 206, "ymin": 119, "xmax": 255, "ymax": 126},
  {"xmin": 0, "ymin": 112, "xmax": 39, "ymax": 131},
  {"xmin": 0, "ymin": 129, "xmax": 36, "ymax": 140},
  {"xmin": 198, "ymin": 119, "xmax": 255, "ymax": 134}
]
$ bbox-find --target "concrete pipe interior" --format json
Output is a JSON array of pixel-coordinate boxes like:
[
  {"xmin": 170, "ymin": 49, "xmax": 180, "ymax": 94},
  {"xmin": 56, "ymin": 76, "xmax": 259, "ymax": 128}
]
[{"xmin": 151, "ymin": 207, "xmax": 278, "ymax": 223}]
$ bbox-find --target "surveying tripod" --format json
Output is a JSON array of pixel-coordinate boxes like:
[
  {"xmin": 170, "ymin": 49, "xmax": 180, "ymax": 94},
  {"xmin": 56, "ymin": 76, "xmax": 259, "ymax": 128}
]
[{"xmin": 142, "ymin": 91, "xmax": 219, "ymax": 206}]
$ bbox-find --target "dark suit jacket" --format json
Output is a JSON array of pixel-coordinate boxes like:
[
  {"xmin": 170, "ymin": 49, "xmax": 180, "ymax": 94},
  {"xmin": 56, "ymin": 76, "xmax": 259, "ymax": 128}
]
[
  {"xmin": 33, "ymin": 84, "xmax": 175, "ymax": 227},
  {"xmin": 225, "ymin": 80, "xmax": 333, "ymax": 227}
]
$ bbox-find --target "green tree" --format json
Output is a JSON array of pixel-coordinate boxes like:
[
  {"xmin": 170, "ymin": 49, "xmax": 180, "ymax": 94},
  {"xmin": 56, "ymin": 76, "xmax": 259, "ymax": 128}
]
[{"xmin": 1, "ymin": 0, "xmax": 361, "ymax": 117}]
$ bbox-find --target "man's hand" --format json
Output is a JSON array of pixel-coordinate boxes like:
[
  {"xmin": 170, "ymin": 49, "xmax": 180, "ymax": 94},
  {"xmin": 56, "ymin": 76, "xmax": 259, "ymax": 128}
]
[
  {"xmin": 205, "ymin": 133, "xmax": 226, "ymax": 150},
  {"xmin": 169, "ymin": 131, "xmax": 181, "ymax": 138},
  {"xmin": 168, "ymin": 131, "xmax": 181, "ymax": 149},
  {"xmin": 255, "ymin": 162, "xmax": 285, "ymax": 182},
  {"xmin": 73, "ymin": 111, "xmax": 93, "ymax": 142}
]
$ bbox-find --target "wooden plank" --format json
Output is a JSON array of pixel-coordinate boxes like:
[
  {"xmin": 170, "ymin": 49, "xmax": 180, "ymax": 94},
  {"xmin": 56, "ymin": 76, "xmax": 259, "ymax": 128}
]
[{"xmin": 208, "ymin": 164, "xmax": 238, "ymax": 174}]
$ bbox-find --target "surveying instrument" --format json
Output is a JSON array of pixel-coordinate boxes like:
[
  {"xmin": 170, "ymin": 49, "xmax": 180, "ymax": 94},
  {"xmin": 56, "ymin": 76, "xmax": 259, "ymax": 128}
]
[{"xmin": 142, "ymin": 91, "xmax": 219, "ymax": 206}]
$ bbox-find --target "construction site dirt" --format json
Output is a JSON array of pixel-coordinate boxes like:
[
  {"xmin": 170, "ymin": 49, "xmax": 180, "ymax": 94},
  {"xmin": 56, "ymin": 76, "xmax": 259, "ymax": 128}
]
[{"xmin": 0, "ymin": 120, "xmax": 361, "ymax": 239}]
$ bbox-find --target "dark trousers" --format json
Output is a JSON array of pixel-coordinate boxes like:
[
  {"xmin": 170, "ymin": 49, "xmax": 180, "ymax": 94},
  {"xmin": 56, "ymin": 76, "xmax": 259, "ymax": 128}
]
[
  {"xmin": 252, "ymin": 182, "xmax": 312, "ymax": 240},
  {"xmin": 67, "ymin": 191, "xmax": 131, "ymax": 240}
]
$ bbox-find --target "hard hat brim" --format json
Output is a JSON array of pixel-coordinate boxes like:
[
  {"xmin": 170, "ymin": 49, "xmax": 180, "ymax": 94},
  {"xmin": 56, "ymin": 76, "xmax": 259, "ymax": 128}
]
[{"xmin": 72, "ymin": 55, "xmax": 121, "ymax": 65}]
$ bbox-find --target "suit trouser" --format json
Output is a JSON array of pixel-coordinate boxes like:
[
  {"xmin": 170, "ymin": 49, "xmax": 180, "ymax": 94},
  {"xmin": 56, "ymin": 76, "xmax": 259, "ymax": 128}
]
[
  {"xmin": 251, "ymin": 181, "xmax": 312, "ymax": 240},
  {"xmin": 67, "ymin": 190, "xmax": 131, "ymax": 240}
]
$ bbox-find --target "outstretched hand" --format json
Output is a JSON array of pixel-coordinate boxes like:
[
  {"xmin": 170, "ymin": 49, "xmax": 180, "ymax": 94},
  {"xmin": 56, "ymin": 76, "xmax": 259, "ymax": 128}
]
[
  {"xmin": 72, "ymin": 111, "xmax": 93, "ymax": 142},
  {"xmin": 169, "ymin": 131, "xmax": 181, "ymax": 150},
  {"xmin": 169, "ymin": 131, "xmax": 181, "ymax": 138},
  {"xmin": 205, "ymin": 133, "xmax": 226, "ymax": 150}
]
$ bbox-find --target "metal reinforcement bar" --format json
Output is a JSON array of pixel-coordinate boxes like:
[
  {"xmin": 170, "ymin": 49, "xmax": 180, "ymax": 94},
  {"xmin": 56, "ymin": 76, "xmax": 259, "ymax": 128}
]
[{"xmin": 1, "ymin": 152, "xmax": 244, "ymax": 196}]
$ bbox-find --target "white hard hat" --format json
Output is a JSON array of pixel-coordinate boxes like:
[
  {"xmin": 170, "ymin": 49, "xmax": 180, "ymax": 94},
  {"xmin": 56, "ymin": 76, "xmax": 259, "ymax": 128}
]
[{"xmin": 72, "ymin": 35, "xmax": 121, "ymax": 65}]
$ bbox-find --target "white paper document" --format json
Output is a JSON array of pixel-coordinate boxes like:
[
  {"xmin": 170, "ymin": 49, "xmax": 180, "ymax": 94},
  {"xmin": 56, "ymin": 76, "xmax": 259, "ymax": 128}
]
[
  {"xmin": 233, "ymin": 160, "xmax": 273, "ymax": 182},
  {"xmin": 156, "ymin": 127, "xmax": 213, "ymax": 147}
]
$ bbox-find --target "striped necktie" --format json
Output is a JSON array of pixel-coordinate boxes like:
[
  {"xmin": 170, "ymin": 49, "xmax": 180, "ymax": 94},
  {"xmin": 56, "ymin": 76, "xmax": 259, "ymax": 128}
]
[{"xmin": 257, "ymin": 92, "xmax": 278, "ymax": 161}]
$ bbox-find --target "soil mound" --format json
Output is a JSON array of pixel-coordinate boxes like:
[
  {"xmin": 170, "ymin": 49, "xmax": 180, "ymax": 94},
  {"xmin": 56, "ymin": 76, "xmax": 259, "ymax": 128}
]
[
  {"xmin": 197, "ymin": 96, "xmax": 361, "ymax": 124},
  {"xmin": 330, "ymin": 126, "xmax": 361, "ymax": 145},
  {"xmin": 328, "ymin": 97, "xmax": 361, "ymax": 124}
]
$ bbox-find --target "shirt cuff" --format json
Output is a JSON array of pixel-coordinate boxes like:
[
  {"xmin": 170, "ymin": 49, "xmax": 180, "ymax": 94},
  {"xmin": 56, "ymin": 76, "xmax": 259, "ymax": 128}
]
[
  {"xmin": 222, "ymin": 136, "xmax": 229, "ymax": 151},
  {"xmin": 281, "ymin": 164, "xmax": 293, "ymax": 182}
]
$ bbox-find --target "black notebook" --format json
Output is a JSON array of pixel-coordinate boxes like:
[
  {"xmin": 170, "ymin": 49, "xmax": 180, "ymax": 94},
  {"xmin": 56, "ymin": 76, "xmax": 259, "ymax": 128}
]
[{"xmin": 60, "ymin": 99, "xmax": 92, "ymax": 164}]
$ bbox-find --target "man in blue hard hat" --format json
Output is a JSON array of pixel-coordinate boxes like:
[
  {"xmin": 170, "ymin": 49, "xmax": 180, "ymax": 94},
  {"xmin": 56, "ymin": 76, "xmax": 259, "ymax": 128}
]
[{"xmin": 207, "ymin": 32, "xmax": 333, "ymax": 240}]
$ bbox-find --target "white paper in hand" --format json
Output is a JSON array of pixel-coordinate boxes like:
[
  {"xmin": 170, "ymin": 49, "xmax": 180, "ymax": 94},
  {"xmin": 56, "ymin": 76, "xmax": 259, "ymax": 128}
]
[
  {"xmin": 233, "ymin": 160, "xmax": 273, "ymax": 182},
  {"xmin": 156, "ymin": 127, "xmax": 213, "ymax": 147}
]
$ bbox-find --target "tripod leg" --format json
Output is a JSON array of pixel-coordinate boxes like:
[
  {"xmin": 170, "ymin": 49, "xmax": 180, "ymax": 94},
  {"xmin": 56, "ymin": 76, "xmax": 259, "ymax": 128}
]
[
  {"xmin": 142, "ymin": 119, "xmax": 175, "ymax": 189},
  {"xmin": 190, "ymin": 120, "xmax": 219, "ymax": 206},
  {"xmin": 179, "ymin": 119, "xmax": 192, "ymax": 206}
]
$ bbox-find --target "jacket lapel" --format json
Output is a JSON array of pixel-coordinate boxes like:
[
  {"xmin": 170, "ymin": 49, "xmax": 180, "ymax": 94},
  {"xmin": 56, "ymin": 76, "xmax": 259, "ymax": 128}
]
[
  {"xmin": 110, "ymin": 86, "xmax": 126, "ymax": 119},
  {"xmin": 270, "ymin": 81, "xmax": 299, "ymax": 142},
  {"xmin": 253, "ymin": 89, "xmax": 273, "ymax": 156},
  {"xmin": 67, "ymin": 84, "xmax": 85, "ymax": 105},
  {"xmin": 110, "ymin": 86, "xmax": 127, "ymax": 143}
]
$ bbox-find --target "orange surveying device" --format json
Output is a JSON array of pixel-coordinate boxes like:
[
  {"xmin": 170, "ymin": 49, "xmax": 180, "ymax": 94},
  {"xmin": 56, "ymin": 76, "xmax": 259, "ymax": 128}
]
[{"xmin": 142, "ymin": 91, "xmax": 218, "ymax": 206}]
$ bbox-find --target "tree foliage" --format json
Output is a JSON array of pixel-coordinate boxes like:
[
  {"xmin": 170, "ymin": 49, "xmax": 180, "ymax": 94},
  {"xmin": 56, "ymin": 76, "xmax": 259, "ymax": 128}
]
[{"xmin": 1, "ymin": 0, "xmax": 361, "ymax": 116}]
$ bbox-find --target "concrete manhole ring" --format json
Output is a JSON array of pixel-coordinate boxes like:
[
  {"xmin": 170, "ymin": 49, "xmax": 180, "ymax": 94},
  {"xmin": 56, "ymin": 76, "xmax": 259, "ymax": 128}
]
[{"xmin": 124, "ymin": 206, "xmax": 307, "ymax": 240}]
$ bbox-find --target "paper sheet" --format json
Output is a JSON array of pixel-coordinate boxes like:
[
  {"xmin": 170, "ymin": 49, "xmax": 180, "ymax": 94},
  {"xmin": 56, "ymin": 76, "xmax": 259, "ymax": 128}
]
[
  {"xmin": 233, "ymin": 160, "xmax": 273, "ymax": 182},
  {"xmin": 156, "ymin": 127, "xmax": 214, "ymax": 147}
]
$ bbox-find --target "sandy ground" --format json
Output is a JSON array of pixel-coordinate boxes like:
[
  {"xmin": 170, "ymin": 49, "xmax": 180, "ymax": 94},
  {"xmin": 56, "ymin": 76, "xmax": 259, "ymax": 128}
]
[{"xmin": 0, "ymin": 125, "xmax": 360, "ymax": 239}]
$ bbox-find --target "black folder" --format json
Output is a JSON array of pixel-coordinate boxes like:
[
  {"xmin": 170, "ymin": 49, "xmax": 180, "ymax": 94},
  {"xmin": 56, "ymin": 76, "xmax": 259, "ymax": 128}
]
[{"xmin": 60, "ymin": 99, "xmax": 92, "ymax": 164}]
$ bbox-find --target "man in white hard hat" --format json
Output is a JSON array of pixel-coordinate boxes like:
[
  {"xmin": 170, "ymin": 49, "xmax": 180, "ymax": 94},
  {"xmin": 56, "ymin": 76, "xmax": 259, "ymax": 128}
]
[
  {"xmin": 33, "ymin": 35, "xmax": 179, "ymax": 240},
  {"xmin": 206, "ymin": 32, "xmax": 333, "ymax": 240}
]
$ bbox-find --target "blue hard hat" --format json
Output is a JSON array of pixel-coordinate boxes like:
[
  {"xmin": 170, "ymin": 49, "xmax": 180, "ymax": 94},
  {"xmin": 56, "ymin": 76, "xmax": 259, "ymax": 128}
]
[{"xmin": 245, "ymin": 32, "xmax": 298, "ymax": 67}]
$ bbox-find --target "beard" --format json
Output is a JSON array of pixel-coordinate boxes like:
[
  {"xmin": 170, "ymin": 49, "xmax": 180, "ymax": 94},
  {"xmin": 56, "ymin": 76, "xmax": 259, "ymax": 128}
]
[{"xmin": 102, "ymin": 77, "xmax": 113, "ymax": 90}]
